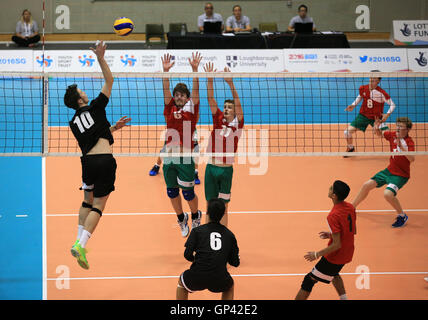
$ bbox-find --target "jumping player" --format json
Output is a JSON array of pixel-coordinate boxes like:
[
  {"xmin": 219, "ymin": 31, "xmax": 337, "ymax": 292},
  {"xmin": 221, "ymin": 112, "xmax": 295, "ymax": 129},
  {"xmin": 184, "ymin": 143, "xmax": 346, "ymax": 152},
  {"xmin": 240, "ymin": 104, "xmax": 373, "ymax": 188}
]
[
  {"xmin": 161, "ymin": 52, "xmax": 202, "ymax": 237},
  {"xmin": 177, "ymin": 198, "xmax": 240, "ymax": 300},
  {"xmin": 295, "ymin": 180, "xmax": 356, "ymax": 300},
  {"xmin": 65, "ymin": 41, "xmax": 131, "ymax": 269},
  {"xmin": 344, "ymin": 73, "xmax": 396, "ymax": 156},
  {"xmin": 352, "ymin": 117, "xmax": 415, "ymax": 228},
  {"xmin": 203, "ymin": 62, "xmax": 244, "ymax": 227}
]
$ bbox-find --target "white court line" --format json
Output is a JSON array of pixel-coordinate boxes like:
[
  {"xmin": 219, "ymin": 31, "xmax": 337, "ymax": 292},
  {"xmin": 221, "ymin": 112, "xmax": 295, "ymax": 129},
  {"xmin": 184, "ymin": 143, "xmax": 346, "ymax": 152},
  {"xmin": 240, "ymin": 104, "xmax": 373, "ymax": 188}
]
[
  {"xmin": 16, "ymin": 214, "xmax": 29, "ymax": 218},
  {"xmin": 47, "ymin": 271, "xmax": 428, "ymax": 281},
  {"xmin": 46, "ymin": 209, "xmax": 428, "ymax": 217}
]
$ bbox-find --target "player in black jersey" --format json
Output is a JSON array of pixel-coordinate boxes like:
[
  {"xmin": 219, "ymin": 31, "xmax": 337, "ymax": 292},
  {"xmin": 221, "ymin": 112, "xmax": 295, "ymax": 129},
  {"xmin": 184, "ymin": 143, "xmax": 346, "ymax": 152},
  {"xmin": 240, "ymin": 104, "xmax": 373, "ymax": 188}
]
[
  {"xmin": 64, "ymin": 40, "xmax": 131, "ymax": 270},
  {"xmin": 176, "ymin": 198, "xmax": 240, "ymax": 300}
]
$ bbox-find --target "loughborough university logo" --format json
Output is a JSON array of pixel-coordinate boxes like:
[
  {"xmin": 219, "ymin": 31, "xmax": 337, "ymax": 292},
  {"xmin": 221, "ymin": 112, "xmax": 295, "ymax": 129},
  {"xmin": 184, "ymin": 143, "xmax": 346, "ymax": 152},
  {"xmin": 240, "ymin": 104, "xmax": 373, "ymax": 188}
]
[{"xmin": 226, "ymin": 56, "xmax": 238, "ymax": 68}]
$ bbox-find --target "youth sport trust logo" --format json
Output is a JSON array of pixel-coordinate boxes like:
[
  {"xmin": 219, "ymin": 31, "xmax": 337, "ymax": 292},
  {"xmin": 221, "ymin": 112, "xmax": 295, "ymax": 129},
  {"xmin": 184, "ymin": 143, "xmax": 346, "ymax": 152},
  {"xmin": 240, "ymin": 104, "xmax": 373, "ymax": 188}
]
[
  {"xmin": 36, "ymin": 54, "xmax": 53, "ymax": 67},
  {"xmin": 415, "ymin": 52, "xmax": 427, "ymax": 67},
  {"xmin": 78, "ymin": 54, "xmax": 95, "ymax": 67},
  {"xmin": 120, "ymin": 54, "xmax": 137, "ymax": 67}
]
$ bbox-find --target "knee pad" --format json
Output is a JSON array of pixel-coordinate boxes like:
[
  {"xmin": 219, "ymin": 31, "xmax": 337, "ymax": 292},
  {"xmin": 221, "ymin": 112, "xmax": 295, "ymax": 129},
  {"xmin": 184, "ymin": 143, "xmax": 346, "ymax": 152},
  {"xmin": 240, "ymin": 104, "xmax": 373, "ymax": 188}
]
[
  {"xmin": 167, "ymin": 187, "xmax": 180, "ymax": 199},
  {"xmin": 301, "ymin": 273, "xmax": 317, "ymax": 293},
  {"xmin": 344, "ymin": 129, "xmax": 352, "ymax": 138},
  {"xmin": 91, "ymin": 207, "xmax": 102, "ymax": 217},
  {"xmin": 82, "ymin": 201, "xmax": 92, "ymax": 209},
  {"xmin": 182, "ymin": 189, "xmax": 195, "ymax": 201}
]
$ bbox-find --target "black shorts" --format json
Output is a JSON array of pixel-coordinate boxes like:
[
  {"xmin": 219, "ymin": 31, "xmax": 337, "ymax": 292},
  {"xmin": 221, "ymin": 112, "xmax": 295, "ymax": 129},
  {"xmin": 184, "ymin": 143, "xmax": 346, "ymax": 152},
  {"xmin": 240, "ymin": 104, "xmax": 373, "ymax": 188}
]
[
  {"xmin": 310, "ymin": 257, "xmax": 345, "ymax": 284},
  {"xmin": 80, "ymin": 154, "xmax": 117, "ymax": 198},
  {"xmin": 180, "ymin": 269, "xmax": 234, "ymax": 293}
]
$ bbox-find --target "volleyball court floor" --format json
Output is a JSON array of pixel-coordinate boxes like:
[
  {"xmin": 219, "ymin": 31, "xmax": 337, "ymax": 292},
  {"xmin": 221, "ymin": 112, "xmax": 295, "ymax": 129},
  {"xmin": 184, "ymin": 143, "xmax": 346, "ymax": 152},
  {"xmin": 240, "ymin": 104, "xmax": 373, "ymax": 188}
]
[{"xmin": 45, "ymin": 155, "xmax": 428, "ymax": 300}]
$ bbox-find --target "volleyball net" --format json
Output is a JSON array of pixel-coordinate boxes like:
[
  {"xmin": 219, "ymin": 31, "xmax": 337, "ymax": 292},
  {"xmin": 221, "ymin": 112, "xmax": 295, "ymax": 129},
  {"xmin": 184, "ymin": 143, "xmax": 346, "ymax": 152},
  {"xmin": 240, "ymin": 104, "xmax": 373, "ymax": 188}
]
[{"xmin": 0, "ymin": 71, "xmax": 427, "ymax": 157}]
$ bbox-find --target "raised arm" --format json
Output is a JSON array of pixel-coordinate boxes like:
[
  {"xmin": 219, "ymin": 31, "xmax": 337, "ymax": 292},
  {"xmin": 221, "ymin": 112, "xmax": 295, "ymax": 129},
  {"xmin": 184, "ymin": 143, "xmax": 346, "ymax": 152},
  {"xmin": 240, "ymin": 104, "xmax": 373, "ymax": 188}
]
[
  {"xmin": 90, "ymin": 41, "xmax": 113, "ymax": 99},
  {"xmin": 203, "ymin": 62, "xmax": 219, "ymax": 115},
  {"xmin": 161, "ymin": 54, "xmax": 174, "ymax": 105},
  {"xmin": 224, "ymin": 67, "xmax": 243, "ymax": 122},
  {"xmin": 189, "ymin": 52, "xmax": 202, "ymax": 106}
]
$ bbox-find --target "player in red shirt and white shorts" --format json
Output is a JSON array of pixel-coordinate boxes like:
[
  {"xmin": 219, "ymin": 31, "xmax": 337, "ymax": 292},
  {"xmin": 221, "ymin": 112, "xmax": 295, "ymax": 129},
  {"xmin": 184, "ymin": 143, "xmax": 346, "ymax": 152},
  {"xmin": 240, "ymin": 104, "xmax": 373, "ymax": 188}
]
[
  {"xmin": 295, "ymin": 180, "xmax": 356, "ymax": 300},
  {"xmin": 344, "ymin": 73, "xmax": 396, "ymax": 156},
  {"xmin": 352, "ymin": 117, "xmax": 415, "ymax": 228}
]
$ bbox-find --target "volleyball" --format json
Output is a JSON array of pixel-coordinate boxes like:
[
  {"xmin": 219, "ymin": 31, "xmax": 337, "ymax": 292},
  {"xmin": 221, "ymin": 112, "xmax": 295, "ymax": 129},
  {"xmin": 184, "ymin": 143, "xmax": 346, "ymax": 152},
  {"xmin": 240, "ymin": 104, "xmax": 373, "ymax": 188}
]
[{"xmin": 113, "ymin": 17, "xmax": 134, "ymax": 36}]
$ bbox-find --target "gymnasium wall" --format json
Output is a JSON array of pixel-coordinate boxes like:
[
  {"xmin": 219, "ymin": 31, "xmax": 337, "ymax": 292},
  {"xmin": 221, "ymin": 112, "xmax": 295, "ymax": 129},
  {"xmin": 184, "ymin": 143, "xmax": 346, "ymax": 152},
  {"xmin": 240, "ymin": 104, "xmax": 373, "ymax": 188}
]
[{"xmin": 0, "ymin": 0, "xmax": 427, "ymax": 35}]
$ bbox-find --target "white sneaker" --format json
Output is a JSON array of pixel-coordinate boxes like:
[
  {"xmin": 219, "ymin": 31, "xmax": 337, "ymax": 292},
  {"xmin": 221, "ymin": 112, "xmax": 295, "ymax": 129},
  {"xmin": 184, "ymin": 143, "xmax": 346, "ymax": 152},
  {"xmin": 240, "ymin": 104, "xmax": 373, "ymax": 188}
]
[
  {"xmin": 192, "ymin": 210, "xmax": 202, "ymax": 229},
  {"xmin": 424, "ymin": 277, "xmax": 428, "ymax": 283},
  {"xmin": 178, "ymin": 213, "xmax": 189, "ymax": 237}
]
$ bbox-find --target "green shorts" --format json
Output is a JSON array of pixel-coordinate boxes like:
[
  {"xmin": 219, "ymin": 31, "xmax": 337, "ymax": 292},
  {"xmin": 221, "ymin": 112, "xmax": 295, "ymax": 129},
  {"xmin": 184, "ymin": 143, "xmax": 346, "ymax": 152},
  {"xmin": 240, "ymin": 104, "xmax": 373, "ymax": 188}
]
[
  {"xmin": 350, "ymin": 113, "xmax": 389, "ymax": 132},
  {"xmin": 204, "ymin": 164, "xmax": 234, "ymax": 203},
  {"xmin": 371, "ymin": 168, "xmax": 409, "ymax": 196},
  {"xmin": 163, "ymin": 156, "xmax": 195, "ymax": 190}
]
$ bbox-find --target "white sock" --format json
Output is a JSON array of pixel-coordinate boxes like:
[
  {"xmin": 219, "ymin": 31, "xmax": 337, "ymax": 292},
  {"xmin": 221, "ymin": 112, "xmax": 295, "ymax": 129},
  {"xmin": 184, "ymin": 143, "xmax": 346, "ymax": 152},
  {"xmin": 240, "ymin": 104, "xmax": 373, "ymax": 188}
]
[
  {"xmin": 347, "ymin": 144, "xmax": 354, "ymax": 149},
  {"xmin": 79, "ymin": 230, "xmax": 92, "ymax": 248},
  {"xmin": 340, "ymin": 294, "xmax": 348, "ymax": 300},
  {"xmin": 77, "ymin": 225, "xmax": 84, "ymax": 240},
  {"xmin": 399, "ymin": 212, "xmax": 406, "ymax": 217}
]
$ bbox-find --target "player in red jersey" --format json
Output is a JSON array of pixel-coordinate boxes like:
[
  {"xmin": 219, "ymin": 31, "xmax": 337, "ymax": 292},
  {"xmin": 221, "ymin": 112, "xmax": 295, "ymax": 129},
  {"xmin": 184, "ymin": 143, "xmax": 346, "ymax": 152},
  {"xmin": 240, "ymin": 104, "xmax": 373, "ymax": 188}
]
[
  {"xmin": 352, "ymin": 117, "xmax": 415, "ymax": 228},
  {"xmin": 344, "ymin": 73, "xmax": 396, "ymax": 156},
  {"xmin": 295, "ymin": 180, "xmax": 356, "ymax": 300},
  {"xmin": 203, "ymin": 62, "xmax": 244, "ymax": 226},
  {"xmin": 161, "ymin": 52, "xmax": 202, "ymax": 237}
]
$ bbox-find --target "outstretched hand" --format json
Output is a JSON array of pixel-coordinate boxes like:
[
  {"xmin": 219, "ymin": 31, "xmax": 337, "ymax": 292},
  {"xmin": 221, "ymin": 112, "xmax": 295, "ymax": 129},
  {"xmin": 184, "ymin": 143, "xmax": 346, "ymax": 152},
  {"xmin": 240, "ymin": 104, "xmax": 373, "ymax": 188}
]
[
  {"xmin": 189, "ymin": 52, "xmax": 202, "ymax": 72},
  {"xmin": 90, "ymin": 40, "xmax": 107, "ymax": 60},
  {"xmin": 203, "ymin": 62, "xmax": 217, "ymax": 73},
  {"xmin": 161, "ymin": 53, "xmax": 175, "ymax": 72},
  {"xmin": 114, "ymin": 116, "xmax": 132, "ymax": 130}
]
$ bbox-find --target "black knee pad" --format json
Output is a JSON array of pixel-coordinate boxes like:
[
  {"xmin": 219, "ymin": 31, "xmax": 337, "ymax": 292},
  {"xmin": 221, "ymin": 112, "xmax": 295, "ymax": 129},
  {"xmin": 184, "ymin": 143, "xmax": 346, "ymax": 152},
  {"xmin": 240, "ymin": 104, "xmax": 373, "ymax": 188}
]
[
  {"xmin": 301, "ymin": 273, "xmax": 317, "ymax": 293},
  {"xmin": 91, "ymin": 207, "xmax": 103, "ymax": 217},
  {"xmin": 82, "ymin": 201, "xmax": 92, "ymax": 209}
]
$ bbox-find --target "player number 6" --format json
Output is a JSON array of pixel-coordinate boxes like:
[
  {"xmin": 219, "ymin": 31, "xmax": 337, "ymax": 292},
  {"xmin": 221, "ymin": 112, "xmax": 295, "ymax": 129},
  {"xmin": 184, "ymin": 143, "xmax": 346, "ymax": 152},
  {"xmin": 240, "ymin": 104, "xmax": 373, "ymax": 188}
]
[{"xmin": 210, "ymin": 232, "xmax": 222, "ymax": 250}]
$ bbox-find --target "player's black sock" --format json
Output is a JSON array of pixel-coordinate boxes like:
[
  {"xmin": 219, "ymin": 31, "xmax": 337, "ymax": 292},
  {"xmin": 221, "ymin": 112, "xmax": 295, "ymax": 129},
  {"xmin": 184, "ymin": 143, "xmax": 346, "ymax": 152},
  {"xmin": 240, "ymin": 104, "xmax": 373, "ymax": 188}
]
[
  {"xmin": 177, "ymin": 213, "xmax": 185, "ymax": 222},
  {"xmin": 191, "ymin": 211, "xmax": 200, "ymax": 220}
]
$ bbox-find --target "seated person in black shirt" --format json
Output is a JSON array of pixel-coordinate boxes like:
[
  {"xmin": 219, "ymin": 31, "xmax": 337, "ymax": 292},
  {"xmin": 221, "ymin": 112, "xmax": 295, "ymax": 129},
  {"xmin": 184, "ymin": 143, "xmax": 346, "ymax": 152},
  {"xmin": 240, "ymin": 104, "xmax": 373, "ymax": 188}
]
[
  {"xmin": 177, "ymin": 198, "xmax": 240, "ymax": 300},
  {"xmin": 64, "ymin": 40, "xmax": 131, "ymax": 270}
]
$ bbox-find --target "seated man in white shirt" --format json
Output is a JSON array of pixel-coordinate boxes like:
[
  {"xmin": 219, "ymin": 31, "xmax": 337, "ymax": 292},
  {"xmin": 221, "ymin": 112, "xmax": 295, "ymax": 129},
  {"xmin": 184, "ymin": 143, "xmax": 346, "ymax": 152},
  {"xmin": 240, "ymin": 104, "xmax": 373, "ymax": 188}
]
[
  {"xmin": 225, "ymin": 5, "xmax": 251, "ymax": 33},
  {"xmin": 198, "ymin": 2, "xmax": 224, "ymax": 32},
  {"xmin": 288, "ymin": 4, "xmax": 316, "ymax": 32}
]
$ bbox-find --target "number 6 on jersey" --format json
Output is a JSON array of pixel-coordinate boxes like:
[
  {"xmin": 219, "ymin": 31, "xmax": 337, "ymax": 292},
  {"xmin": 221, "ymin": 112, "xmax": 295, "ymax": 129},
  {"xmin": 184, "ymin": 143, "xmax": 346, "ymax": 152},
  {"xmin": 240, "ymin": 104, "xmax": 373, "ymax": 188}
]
[{"xmin": 210, "ymin": 232, "xmax": 222, "ymax": 250}]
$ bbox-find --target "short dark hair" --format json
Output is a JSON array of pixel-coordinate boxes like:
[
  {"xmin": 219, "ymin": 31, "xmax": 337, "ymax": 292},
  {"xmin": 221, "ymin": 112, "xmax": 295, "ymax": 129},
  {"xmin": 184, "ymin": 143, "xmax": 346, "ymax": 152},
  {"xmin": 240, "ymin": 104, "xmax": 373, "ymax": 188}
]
[
  {"xmin": 233, "ymin": 5, "xmax": 241, "ymax": 11},
  {"xmin": 173, "ymin": 83, "xmax": 190, "ymax": 98},
  {"xmin": 370, "ymin": 70, "xmax": 382, "ymax": 80},
  {"xmin": 224, "ymin": 99, "xmax": 235, "ymax": 105},
  {"xmin": 332, "ymin": 180, "xmax": 350, "ymax": 202},
  {"xmin": 64, "ymin": 84, "xmax": 81, "ymax": 110},
  {"xmin": 207, "ymin": 198, "xmax": 226, "ymax": 223},
  {"xmin": 298, "ymin": 4, "xmax": 308, "ymax": 11}
]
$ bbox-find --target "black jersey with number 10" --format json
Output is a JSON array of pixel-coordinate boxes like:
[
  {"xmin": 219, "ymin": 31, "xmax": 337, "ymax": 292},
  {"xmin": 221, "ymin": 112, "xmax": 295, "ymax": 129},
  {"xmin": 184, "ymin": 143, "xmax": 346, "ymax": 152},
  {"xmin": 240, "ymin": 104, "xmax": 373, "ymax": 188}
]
[{"xmin": 69, "ymin": 92, "xmax": 114, "ymax": 156}]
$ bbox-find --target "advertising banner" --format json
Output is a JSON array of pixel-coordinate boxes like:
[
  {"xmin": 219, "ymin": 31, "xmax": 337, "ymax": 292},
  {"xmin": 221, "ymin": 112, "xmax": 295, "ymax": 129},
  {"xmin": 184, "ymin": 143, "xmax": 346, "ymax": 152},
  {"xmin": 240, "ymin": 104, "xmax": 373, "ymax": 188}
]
[{"xmin": 391, "ymin": 20, "xmax": 428, "ymax": 46}]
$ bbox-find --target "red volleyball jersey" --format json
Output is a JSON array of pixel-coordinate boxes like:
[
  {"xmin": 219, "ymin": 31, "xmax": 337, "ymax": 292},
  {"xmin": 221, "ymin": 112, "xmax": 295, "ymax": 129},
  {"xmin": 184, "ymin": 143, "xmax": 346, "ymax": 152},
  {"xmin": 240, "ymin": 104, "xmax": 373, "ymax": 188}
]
[
  {"xmin": 358, "ymin": 85, "xmax": 391, "ymax": 120},
  {"xmin": 164, "ymin": 98, "xmax": 199, "ymax": 150},
  {"xmin": 384, "ymin": 131, "xmax": 415, "ymax": 178},
  {"xmin": 324, "ymin": 201, "xmax": 356, "ymax": 265},
  {"xmin": 207, "ymin": 109, "xmax": 244, "ymax": 164}
]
